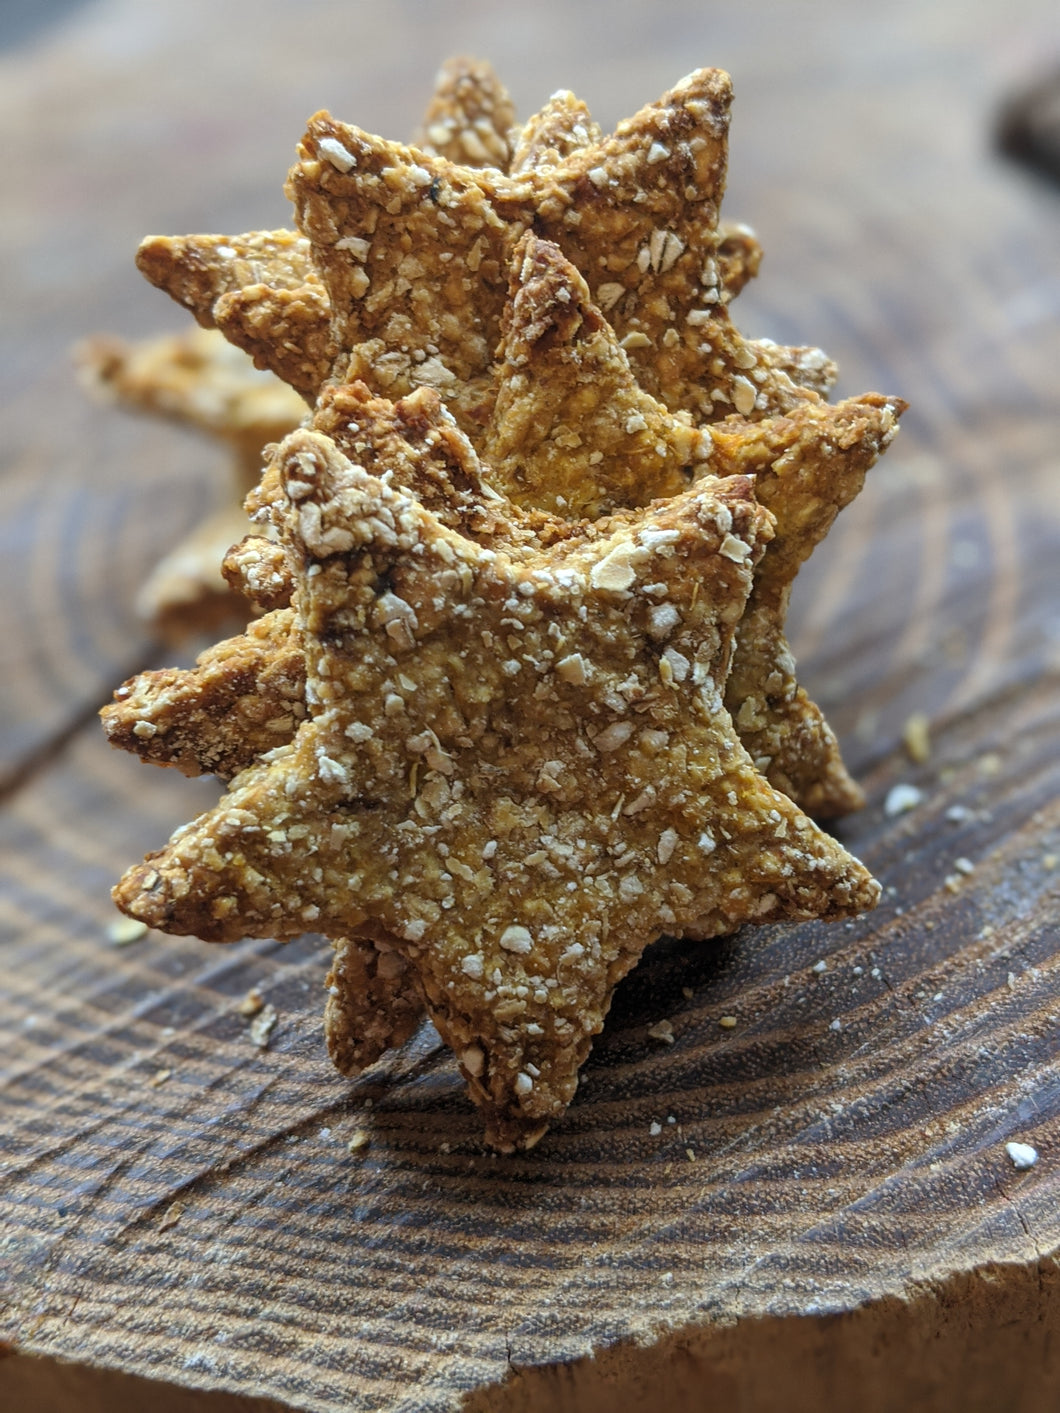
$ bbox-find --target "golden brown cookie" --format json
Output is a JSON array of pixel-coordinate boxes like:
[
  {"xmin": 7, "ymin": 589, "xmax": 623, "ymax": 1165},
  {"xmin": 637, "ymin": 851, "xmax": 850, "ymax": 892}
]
[
  {"xmin": 325, "ymin": 934, "xmax": 426, "ymax": 1077},
  {"xmin": 102, "ymin": 608, "xmax": 306, "ymax": 778},
  {"xmin": 113, "ymin": 429, "xmax": 880, "ymax": 1149},
  {"xmin": 136, "ymin": 67, "xmax": 827, "ymax": 427},
  {"xmin": 135, "ymin": 231, "xmax": 332, "ymax": 399},
  {"xmin": 106, "ymin": 240, "xmax": 902, "ymax": 815},
  {"xmin": 289, "ymin": 69, "xmax": 820, "ymax": 429}
]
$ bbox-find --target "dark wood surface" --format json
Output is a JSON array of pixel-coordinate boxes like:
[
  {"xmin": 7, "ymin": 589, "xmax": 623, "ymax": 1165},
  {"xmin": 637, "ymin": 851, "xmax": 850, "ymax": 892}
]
[{"xmin": 2, "ymin": 2, "xmax": 1059, "ymax": 1409}]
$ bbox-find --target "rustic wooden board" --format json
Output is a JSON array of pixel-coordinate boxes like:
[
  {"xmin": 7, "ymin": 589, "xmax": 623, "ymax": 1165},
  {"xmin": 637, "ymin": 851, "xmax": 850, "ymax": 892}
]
[{"xmin": 2, "ymin": 1, "xmax": 1060, "ymax": 1409}]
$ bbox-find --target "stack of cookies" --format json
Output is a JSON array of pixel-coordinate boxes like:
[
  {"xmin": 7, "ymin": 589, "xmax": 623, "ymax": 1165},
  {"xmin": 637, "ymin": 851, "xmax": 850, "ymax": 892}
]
[{"xmin": 103, "ymin": 60, "xmax": 904, "ymax": 1151}]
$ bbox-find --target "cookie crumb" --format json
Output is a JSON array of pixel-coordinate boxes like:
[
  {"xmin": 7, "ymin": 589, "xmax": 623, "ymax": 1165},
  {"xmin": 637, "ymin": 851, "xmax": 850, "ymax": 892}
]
[
  {"xmin": 109, "ymin": 917, "xmax": 148, "ymax": 946},
  {"xmin": 1005, "ymin": 1141, "xmax": 1038, "ymax": 1170},
  {"xmin": 902, "ymin": 712, "xmax": 931, "ymax": 763},
  {"xmin": 248, "ymin": 1003, "xmax": 277, "ymax": 1048},
  {"xmin": 884, "ymin": 783, "xmax": 923, "ymax": 817},
  {"xmin": 159, "ymin": 1200, "xmax": 185, "ymax": 1231},
  {"xmin": 239, "ymin": 987, "xmax": 265, "ymax": 1017}
]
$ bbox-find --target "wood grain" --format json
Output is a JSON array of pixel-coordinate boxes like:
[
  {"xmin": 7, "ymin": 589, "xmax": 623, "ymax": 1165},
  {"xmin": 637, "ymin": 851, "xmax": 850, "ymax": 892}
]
[{"xmin": 2, "ymin": 1, "xmax": 1059, "ymax": 1409}]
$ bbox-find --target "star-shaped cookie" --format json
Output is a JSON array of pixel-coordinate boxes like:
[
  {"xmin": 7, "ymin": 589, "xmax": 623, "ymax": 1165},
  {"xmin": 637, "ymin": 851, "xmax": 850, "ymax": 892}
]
[
  {"xmin": 77, "ymin": 326, "xmax": 307, "ymax": 637},
  {"xmin": 113, "ymin": 426, "xmax": 879, "ymax": 1150},
  {"xmin": 102, "ymin": 316, "xmax": 896, "ymax": 1082},
  {"xmin": 105, "ymin": 238, "xmax": 902, "ymax": 817},
  {"xmin": 136, "ymin": 66, "xmax": 833, "ymax": 424}
]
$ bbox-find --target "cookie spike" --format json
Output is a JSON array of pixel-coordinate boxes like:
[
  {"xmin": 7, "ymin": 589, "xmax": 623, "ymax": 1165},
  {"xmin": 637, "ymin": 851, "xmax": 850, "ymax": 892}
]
[
  {"xmin": 414, "ymin": 55, "xmax": 516, "ymax": 169},
  {"xmin": 325, "ymin": 934, "xmax": 426, "ymax": 1077},
  {"xmin": 707, "ymin": 391, "xmax": 907, "ymax": 815},
  {"xmin": 484, "ymin": 233, "xmax": 708, "ymax": 517},
  {"xmin": 508, "ymin": 88, "xmax": 602, "ymax": 173},
  {"xmin": 136, "ymin": 230, "xmax": 333, "ymax": 395},
  {"xmin": 77, "ymin": 325, "xmax": 307, "ymax": 638},
  {"xmin": 75, "ymin": 325, "xmax": 306, "ymax": 451},
  {"xmin": 101, "ymin": 607, "xmax": 304, "ymax": 779},
  {"xmin": 749, "ymin": 340, "xmax": 838, "ymax": 398},
  {"xmin": 135, "ymin": 229, "xmax": 316, "ymax": 324}
]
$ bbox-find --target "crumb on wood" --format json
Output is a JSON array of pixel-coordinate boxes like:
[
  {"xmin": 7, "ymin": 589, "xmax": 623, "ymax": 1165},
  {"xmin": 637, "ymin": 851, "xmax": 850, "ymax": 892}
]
[
  {"xmin": 109, "ymin": 917, "xmax": 148, "ymax": 946},
  {"xmin": 647, "ymin": 1019, "xmax": 675, "ymax": 1044},
  {"xmin": 902, "ymin": 712, "xmax": 931, "ymax": 764},
  {"xmin": 159, "ymin": 1200, "xmax": 185, "ymax": 1231},
  {"xmin": 1005, "ymin": 1141, "xmax": 1039, "ymax": 1170},
  {"xmin": 248, "ymin": 1003, "xmax": 278, "ymax": 1048},
  {"xmin": 885, "ymin": 782, "xmax": 923, "ymax": 817},
  {"xmin": 239, "ymin": 987, "xmax": 265, "ymax": 1017}
]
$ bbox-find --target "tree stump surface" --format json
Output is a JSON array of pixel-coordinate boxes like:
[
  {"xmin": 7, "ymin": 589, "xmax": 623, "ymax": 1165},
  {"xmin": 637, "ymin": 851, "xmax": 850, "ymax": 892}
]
[{"xmin": 2, "ymin": 2, "xmax": 1059, "ymax": 1410}]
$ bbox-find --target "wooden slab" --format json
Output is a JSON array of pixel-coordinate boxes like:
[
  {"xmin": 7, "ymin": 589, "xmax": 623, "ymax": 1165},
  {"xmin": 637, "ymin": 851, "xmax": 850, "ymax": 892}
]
[{"xmin": 2, "ymin": 1, "xmax": 1059, "ymax": 1409}]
